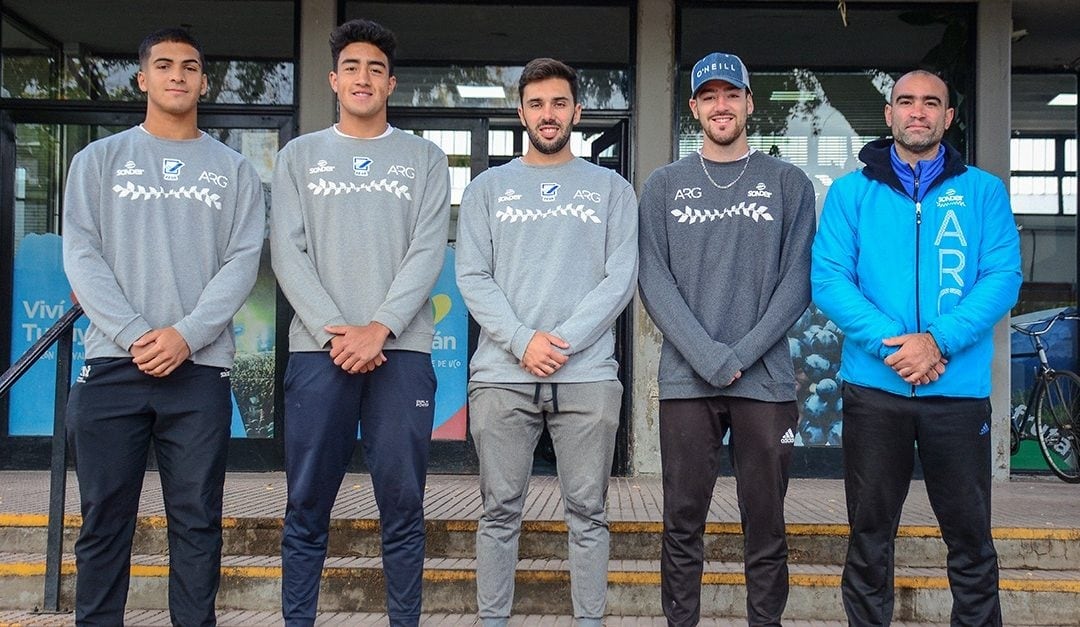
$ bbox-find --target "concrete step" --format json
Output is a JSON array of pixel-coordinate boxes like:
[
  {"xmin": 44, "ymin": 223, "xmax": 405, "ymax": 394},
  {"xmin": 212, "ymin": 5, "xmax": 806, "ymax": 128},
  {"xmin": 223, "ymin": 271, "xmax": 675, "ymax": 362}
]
[
  {"xmin": 2, "ymin": 514, "xmax": 1077, "ymax": 571},
  {"xmin": 1, "ymin": 554, "xmax": 1078, "ymax": 624},
  {"xmin": 0, "ymin": 609, "xmax": 978, "ymax": 626}
]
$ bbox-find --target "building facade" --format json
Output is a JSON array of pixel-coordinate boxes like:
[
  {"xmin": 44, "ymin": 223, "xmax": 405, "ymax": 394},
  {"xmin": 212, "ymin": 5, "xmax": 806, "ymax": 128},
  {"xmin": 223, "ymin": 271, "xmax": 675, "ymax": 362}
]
[{"xmin": 1, "ymin": 0, "xmax": 1076, "ymax": 477}]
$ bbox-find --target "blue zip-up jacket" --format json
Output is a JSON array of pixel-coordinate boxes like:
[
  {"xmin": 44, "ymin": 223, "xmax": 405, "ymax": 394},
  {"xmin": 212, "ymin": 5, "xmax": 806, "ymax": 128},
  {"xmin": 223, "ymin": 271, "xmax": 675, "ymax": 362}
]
[{"xmin": 812, "ymin": 138, "xmax": 1021, "ymax": 398}]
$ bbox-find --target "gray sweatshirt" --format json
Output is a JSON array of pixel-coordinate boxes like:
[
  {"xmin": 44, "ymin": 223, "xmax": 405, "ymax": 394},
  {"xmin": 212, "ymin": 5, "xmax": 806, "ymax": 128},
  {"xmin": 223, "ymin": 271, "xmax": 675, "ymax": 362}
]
[
  {"xmin": 638, "ymin": 150, "xmax": 816, "ymax": 401},
  {"xmin": 62, "ymin": 125, "xmax": 266, "ymax": 369},
  {"xmin": 270, "ymin": 126, "xmax": 451, "ymax": 353},
  {"xmin": 456, "ymin": 157, "xmax": 638, "ymax": 383}
]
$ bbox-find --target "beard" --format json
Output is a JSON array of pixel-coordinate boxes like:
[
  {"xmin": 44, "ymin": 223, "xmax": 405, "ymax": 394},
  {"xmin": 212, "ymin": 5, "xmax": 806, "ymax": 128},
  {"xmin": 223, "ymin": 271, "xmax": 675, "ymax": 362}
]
[
  {"xmin": 894, "ymin": 126, "xmax": 944, "ymax": 155},
  {"xmin": 526, "ymin": 120, "xmax": 574, "ymax": 155},
  {"xmin": 701, "ymin": 116, "xmax": 746, "ymax": 147}
]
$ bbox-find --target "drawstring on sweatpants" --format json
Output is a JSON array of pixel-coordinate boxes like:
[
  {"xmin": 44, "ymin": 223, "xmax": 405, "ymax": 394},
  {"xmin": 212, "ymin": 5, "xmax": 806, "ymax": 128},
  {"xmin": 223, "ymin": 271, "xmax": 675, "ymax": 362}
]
[{"xmin": 532, "ymin": 382, "xmax": 560, "ymax": 414}]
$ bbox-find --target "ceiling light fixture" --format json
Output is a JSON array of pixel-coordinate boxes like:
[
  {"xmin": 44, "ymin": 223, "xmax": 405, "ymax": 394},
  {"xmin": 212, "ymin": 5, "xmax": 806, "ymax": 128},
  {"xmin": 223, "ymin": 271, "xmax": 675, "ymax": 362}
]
[
  {"xmin": 456, "ymin": 85, "xmax": 505, "ymax": 99},
  {"xmin": 770, "ymin": 91, "xmax": 816, "ymax": 102}
]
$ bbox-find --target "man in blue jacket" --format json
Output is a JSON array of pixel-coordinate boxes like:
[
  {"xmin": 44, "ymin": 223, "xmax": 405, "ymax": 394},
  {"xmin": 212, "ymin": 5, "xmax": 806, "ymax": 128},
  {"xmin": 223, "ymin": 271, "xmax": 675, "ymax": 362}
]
[{"xmin": 812, "ymin": 70, "xmax": 1021, "ymax": 626}]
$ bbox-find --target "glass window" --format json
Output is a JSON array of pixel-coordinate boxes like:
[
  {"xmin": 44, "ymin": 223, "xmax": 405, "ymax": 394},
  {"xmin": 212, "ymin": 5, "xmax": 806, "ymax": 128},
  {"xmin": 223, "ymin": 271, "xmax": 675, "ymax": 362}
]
[
  {"xmin": 1, "ymin": 0, "xmax": 295, "ymax": 105},
  {"xmin": 347, "ymin": 2, "xmax": 632, "ymax": 111},
  {"xmin": 391, "ymin": 66, "xmax": 629, "ymax": 110},
  {"xmin": 1010, "ymin": 174, "xmax": 1060, "ymax": 214},
  {"xmin": 1, "ymin": 13, "xmax": 58, "ymax": 98},
  {"xmin": 1010, "ymin": 73, "xmax": 1077, "ymax": 318},
  {"xmin": 489, "ymin": 130, "xmax": 516, "ymax": 157},
  {"xmin": 1009, "ymin": 136, "xmax": 1076, "ymax": 215},
  {"xmin": 58, "ymin": 57, "xmax": 294, "ymax": 105},
  {"xmin": 345, "ymin": 2, "xmax": 631, "ymax": 66},
  {"xmin": 1011, "ymin": 137, "xmax": 1055, "ymax": 170}
]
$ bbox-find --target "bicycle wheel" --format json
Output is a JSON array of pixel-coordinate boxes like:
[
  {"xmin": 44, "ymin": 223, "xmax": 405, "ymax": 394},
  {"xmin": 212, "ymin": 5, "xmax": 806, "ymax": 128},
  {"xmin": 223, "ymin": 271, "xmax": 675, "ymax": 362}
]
[{"xmin": 1034, "ymin": 370, "xmax": 1080, "ymax": 483}]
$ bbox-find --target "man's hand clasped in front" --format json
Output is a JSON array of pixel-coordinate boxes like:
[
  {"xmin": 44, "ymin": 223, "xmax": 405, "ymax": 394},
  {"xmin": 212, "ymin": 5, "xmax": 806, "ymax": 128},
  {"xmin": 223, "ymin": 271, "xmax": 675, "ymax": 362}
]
[
  {"xmin": 131, "ymin": 327, "xmax": 191, "ymax": 378},
  {"xmin": 882, "ymin": 332, "xmax": 947, "ymax": 385},
  {"xmin": 325, "ymin": 322, "xmax": 391, "ymax": 374},
  {"xmin": 521, "ymin": 331, "xmax": 570, "ymax": 377}
]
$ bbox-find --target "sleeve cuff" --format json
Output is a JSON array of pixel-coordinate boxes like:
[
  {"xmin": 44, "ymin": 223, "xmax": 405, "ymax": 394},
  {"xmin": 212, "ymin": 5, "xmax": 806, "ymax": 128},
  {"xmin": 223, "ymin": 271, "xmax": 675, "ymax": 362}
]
[
  {"xmin": 708, "ymin": 342, "xmax": 744, "ymax": 388},
  {"xmin": 510, "ymin": 325, "xmax": 536, "ymax": 360},
  {"xmin": 314, "ymin": 315, "xmax": 348, "ymax": 349},
  {"xmin": 371, "ymin": 310, "xmax": 405, "ymax": 339},
  {"xmin": 115, "ymin": 317, "xmax": 153, "ymax": 352},
  {"xmin": 926, "ymin": 327, "xmax": 948, "ymax": 358},
  {"xmin": 172, "ymin": 318, "xmax": 211, "ymax": 354}
]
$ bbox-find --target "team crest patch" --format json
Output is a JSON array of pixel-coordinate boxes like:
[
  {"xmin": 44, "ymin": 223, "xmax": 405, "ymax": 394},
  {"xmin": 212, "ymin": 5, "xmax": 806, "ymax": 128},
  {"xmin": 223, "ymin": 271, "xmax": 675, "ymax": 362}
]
[
  {"xmin": 162, "ymin": 158, "xmax": 184, "ymax": 181},
  {"xmin": 353, "ymin": 157, "xmax": 372, "ymax": 176},
  {"xmin": 540, "ymin": 183, "xmax": 559, "ymax": 202}
]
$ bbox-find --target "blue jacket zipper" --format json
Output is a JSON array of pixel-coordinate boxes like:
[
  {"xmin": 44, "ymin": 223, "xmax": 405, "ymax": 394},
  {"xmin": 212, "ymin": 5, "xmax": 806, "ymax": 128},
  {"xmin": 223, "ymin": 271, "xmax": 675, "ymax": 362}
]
[{"xmin": 912, "ymin": 175, "xmax": 921, "ymax": 397}]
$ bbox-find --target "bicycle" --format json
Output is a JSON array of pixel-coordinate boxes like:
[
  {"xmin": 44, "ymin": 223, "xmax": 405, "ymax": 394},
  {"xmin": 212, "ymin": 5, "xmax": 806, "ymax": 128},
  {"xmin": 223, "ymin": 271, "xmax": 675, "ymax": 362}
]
[{"xmin": 1010, "ymin": 309, "xmax": 1080, "ymax": 483}]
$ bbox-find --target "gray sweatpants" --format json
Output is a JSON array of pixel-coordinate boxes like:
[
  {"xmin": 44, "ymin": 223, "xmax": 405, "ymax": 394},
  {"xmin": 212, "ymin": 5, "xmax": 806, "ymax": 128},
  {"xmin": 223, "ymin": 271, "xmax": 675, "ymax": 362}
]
[{"xmin": 469, "ymin": 380, "xmax": 622, "ymax": 626}]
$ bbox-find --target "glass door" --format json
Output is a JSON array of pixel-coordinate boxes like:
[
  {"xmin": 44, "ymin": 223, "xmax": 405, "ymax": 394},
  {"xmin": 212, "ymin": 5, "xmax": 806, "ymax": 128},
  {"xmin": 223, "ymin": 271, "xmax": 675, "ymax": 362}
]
[
  {"xmin": 584, "ymin": 120, "xmax": 633, "ymax": 475},
  {"xmin": 377, "ymin": 115, "xmax": 488, "ymax": 473}
]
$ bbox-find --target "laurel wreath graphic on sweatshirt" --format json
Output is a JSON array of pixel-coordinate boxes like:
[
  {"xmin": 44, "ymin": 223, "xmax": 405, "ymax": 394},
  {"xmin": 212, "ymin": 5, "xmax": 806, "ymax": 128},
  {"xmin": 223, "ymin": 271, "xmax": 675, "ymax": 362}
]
[
  {"xmin": 671, "ymin": 202, "xmax": 773, "ymax": 224},
  {"xmin": 496, "ymin": 204, "xmax": 602, "ymax": 224},
  {"xmin": 307, "ymin": 178, "xmax": 412, "ymax": 201},
  {"xmin": 112, "ymin": 182, "xmax": 222, "ymax": 210}
]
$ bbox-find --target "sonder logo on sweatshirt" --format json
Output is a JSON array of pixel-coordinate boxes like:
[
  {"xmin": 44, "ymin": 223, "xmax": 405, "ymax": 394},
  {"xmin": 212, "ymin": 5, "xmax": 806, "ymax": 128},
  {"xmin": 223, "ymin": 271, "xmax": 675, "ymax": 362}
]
[
  {"xmin": 115, "ymin": 161, "xmax": 144, "ymax": 176},
  {"xmin": 308, "ymin": 160, "xmax": 335, "ymax": 174},
  {"xmin": 747, "ymin": 182, "xmax": 773, "ymax": 198},
  {"xmin": 498, "ymin": 189, "xmax": 523, "ymax": 202}
]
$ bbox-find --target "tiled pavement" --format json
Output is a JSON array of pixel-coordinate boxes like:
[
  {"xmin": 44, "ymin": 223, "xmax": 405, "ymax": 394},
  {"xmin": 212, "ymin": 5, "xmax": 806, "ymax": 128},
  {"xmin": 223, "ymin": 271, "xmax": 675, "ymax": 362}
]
[
  {"xmin": 0, "ymin": 610, "xmax": 991, "ymax": 626},
  {"xmin": 1, "ymin": 471, "xmax": 1077, "ymax": 529}
]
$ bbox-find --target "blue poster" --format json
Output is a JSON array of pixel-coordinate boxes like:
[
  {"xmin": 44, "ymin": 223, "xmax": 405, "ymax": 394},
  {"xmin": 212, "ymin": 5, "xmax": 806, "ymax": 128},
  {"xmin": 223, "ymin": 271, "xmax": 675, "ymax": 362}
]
[
  {"xmin": 8, "ymin": 234, "xmax": 248, "ymax": 437},
  {"xmin": 8, "ymin": 233, "xmax": 89, "ymax": 436},
  {"xmin": 356, "ymin": 246, "xmax": 469, "ymax": 440},
  {"xmin": 430, "ymin": 246, "xmax": 468, "ymax": 440}
]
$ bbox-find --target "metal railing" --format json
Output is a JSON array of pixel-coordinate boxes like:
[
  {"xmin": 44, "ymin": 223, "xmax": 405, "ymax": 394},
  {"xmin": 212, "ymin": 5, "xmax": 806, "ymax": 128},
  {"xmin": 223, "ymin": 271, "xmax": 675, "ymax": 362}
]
[{"xmin": 0, "ymin": 303, "xmax": 83, "ymax": 612}]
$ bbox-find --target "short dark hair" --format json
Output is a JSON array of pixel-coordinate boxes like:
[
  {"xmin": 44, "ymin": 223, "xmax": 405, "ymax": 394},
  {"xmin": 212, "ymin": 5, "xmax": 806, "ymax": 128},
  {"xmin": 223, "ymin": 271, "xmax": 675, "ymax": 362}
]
[
  {"xmin": 138, "ymin": 28, "xmax": 205, "ymax": 72},
  {"xmin": 518, "ymin": 58, "xmax": 578, "ymax": 104},
  {"xmin": 330, "ymin": 19, "xmax": 397, "ymax": 74}
]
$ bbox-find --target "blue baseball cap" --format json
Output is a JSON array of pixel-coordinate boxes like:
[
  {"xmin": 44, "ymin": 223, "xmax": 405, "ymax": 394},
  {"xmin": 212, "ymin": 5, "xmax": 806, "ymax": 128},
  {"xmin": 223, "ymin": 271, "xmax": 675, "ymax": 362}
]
[{"xmin": 691, "ymin": 52, "xmax": 751, "ymax": 96}]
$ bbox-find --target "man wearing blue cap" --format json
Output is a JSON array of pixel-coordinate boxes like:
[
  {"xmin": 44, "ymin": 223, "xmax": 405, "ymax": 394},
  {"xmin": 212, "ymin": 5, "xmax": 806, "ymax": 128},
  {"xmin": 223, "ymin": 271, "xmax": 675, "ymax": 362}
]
[{"xmin": 638, "ymin": 52, "xmax": 817, "ymax": 626}]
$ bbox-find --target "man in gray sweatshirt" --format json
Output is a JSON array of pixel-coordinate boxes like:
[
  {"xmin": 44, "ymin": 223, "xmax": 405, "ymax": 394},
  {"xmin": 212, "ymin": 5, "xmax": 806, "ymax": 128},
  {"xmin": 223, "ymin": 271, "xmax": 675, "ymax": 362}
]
[
  {"xmin": 456, "ymin": 58, "xmax": 638, "ymax": 626},
  {"xmin": 62, "ymin": 28, "xmax": 265, "ymax": 626},
  {"xmin": 637, "ymin": 52, "xmax": 816, "ymax": 626},
  {"xmin": 269, "ymin": 19, "xmax": 450, "ymax": 627}
]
